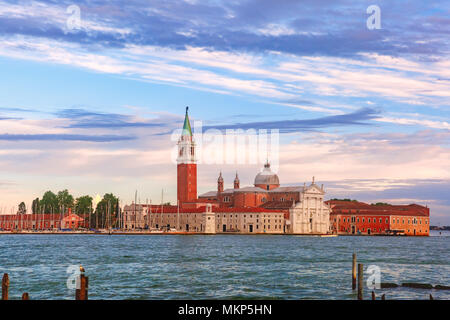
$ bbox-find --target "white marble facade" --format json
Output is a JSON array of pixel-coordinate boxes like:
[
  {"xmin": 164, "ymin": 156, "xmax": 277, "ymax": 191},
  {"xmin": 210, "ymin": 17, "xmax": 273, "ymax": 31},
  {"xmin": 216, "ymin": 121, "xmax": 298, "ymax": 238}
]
[{"xmin": 289, "ymin": 183, "xmax": 331, "ymax": 234}]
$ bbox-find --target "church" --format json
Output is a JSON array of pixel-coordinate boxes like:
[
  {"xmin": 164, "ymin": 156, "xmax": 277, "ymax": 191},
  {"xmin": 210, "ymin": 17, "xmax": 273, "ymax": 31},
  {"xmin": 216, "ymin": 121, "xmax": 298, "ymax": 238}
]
[{"xmin": 123, "ymin": 107, "xmax": 332, "ymax": 235}]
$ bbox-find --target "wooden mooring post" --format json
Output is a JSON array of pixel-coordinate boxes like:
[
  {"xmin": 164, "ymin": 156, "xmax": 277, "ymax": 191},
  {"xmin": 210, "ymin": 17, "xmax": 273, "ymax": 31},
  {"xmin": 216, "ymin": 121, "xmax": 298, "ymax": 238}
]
[
  {"xmin": 75, "ymin": 274, "xmax": 88, "ymax": 300},
  {"xmin": 371, "ymin": 291, "xmax": 376, "ymax": 300},
  {"xmin": 22, "ymin": 292, "xmax": 29, "ymax": 300},
  {"xmin": 352, "ymin": 253, "xmax": 357, "ymax": 290},
  {"xmin": 357, "ymin": 264, "xmax": 364, "ymax": 300},
  {"xmin": 2, "ymin": 273, "xmax": 9, "ymax": 300}
]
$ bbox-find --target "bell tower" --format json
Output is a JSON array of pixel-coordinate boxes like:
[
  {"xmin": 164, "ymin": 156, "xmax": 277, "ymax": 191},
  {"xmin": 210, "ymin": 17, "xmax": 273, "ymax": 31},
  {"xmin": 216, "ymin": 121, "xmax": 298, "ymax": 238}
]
[
  {"xmin": 234, "ymin": 172, "xmax": 240, "ymax": 189},
  {"xmin": 217, "ymin": 172, "xmax": 224, "ymax": 193},
  {"xmin": 177, "ymin": 107, "xmax": 197, "ymax": 204}
]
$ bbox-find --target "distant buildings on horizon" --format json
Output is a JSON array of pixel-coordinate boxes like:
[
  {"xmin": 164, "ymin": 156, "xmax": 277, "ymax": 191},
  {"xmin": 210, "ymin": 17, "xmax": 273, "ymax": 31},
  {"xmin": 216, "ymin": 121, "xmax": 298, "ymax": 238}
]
[{"xmin": 0, "ymin": 108, "xmax": 430, "ymax": 236}]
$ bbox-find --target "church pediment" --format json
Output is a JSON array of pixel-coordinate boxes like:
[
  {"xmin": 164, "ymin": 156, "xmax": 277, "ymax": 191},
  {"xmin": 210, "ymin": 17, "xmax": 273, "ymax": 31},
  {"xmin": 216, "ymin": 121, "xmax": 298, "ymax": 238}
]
[{"xmin": 304, "ymin": 184, "xmax": 324, "ymax": 194}]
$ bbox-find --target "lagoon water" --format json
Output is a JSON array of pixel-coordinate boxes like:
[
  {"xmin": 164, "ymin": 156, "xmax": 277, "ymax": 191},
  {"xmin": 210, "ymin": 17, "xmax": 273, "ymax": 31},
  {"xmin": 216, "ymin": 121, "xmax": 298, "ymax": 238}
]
[{"xmin": 0, "ymin": 231, "xmax": 449, "ymax": 300}]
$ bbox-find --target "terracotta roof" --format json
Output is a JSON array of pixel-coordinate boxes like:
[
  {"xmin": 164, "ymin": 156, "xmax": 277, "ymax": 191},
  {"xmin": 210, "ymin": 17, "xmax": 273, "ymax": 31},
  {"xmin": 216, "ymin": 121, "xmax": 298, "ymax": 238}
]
[{"xmin": 326, "ymin": 200, "xmax": 429, "ymax": 217}]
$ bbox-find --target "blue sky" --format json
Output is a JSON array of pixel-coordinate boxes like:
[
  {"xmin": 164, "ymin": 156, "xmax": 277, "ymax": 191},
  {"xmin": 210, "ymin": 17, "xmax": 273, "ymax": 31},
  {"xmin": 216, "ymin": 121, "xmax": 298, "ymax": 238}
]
[{"xmin": 0, "ymin": 0, "xmax": 448, "ymax": 223}]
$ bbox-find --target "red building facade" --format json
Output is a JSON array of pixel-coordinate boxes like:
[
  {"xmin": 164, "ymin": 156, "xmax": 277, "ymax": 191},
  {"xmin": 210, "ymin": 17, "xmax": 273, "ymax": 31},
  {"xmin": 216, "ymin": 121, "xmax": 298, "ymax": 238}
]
[
  {"xmin": 327, "ymin": 200, "xmax": 430, "ymax": 236},
  {"xmin": 0, "ymin": 209, "xmax": 87, "ymax": 231}
]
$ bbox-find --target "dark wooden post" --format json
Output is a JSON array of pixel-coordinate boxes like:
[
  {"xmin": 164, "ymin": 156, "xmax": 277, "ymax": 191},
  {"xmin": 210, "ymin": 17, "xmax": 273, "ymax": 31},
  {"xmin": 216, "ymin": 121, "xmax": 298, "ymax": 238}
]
[
  {"xmin": 22, "ymin": 292, "xmax": 29, "ymax": 300},
  {"xmin": 357, "ymin": 264, "xmax": 363, "ymax": 300},
  {"xmin": 2, "ymin": 273, "xmax": 9, "ymax": 300},
  {"xmin": 352, "ymin": 253, "xmax": 357, "ymax": 290},
  {"xmin": 371, "ymin": 291, "xmax": 376, "ymax": 300},
  {"xmin": 381, "ymin": 294, "xmax": 385, "ymax": 300},
  {"xmin": 75, "ymin": 274, "xmax": 88, "ymax": 300},
  {"xmin": 429, "ymin": 294, "xmax": 433, "ymax": 300}
]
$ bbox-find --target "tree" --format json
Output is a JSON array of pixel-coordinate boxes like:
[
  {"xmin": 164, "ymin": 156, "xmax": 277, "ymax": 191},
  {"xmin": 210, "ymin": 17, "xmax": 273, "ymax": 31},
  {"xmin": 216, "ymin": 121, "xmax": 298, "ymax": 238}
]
[
  {"xmin": 371, "ymin": 202, "xmax": 390, "ymax": 206},
  {"xmin": 40, "ymin": 191, "xmax": 58, "ymax": 213},
  {"xmin": 17, "ymin": 202, "xmax": 26, "ymax": 214},
  {"xmin": 93, "ymin": 193, "xmax": 119, "ymax": 229},
  {"xmin": 75, "ymin": 195, "xmax": 93, "ymax": 215},
  {"xmin": 57, "ymin": 189, "xmax": 74, "ymax": 212},
  {"xmin": 31, "ymin": 198, "xmax": 39, "ymax": 214}
]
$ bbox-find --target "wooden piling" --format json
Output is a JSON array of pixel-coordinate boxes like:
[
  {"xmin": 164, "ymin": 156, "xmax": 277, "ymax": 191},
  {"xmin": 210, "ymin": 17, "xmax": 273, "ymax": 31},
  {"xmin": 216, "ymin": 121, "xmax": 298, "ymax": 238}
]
[
  {"xmin": 357, "ymin": 263, "xmax": 363, "ymax": 300},
  {"xmin": 22, "ymin": 292, "xmax": 29, "ymax": 300},
  {"xmin": 1, "ymin": 273, "xmax": 9, "ymax": 300},
  {"xmin": 371, "ymin": 291, "xmax": 376, "ymax": 300},
  {"xmin": 352, "ymin": 253, "xmax": 357, "ymax": 290},
  {"xmin": 381, "ymin": 294, "xmax": 385, "ymax": 300},
  {"xmin": 429, "ymin": 294, "xmax": 433, "ymax": 300},
  {"xmin": 75, "ymin": 274, "xmax": 88, "ymax": 300}
]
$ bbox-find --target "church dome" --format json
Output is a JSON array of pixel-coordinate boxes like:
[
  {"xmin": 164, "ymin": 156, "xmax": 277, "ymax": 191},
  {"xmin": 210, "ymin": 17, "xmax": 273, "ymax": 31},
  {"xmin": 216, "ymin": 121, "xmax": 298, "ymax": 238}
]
[{"xmin": 254, "ymin": 163, "xmax": 280, "ymax": 188}]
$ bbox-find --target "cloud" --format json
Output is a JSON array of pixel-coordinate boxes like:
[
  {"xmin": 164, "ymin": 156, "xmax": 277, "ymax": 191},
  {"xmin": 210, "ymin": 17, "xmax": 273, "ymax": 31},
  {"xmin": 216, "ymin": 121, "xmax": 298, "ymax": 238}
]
[
  {"xmin": 202, "ymin": 107, "xmax": 379, "ymax": 133},
  {"xmin": 55, "ymin": 108, "xmax": 168, "ymax": 129},
  {"xmin": 0, "ymin": 0, "xmax": 449, "ymax": 59},
  {"xmin": 0, "ymin": 133, "xmax": 135, "ymax": 142}
]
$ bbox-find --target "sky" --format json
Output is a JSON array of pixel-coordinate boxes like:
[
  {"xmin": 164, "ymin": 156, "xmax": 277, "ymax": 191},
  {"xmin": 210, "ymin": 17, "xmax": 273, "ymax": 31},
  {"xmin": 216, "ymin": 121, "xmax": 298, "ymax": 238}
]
[{"xmin": 0, "ymin": 0, "xmax": 448, "ymax": 224}]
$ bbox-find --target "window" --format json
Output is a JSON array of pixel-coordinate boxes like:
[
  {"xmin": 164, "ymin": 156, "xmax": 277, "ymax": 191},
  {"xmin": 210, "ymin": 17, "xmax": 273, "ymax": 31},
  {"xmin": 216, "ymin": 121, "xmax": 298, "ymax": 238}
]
[{"xmin": 368, "ymin": 218, "xmax": 371, "ymax": 223}]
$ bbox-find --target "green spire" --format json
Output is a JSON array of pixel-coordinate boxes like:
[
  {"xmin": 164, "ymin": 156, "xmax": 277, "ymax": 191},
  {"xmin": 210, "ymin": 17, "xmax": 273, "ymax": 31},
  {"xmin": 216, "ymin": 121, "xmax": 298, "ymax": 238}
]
[{"xmin": 182, "ymin": 106, "xmax": 192, "ymax": 136}]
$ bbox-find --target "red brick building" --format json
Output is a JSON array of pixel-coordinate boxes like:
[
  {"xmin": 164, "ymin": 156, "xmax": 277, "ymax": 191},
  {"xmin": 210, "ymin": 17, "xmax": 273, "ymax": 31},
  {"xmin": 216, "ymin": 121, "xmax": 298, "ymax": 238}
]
[
  {"xmin": 198, "ymin": 165, "xmax": 308, "ymax": 210},
  {"xmin": 327, "ymin": 200, "xmax": 430, "ymax": 236},
  {"xmin": 0, "ymin": 208, "xmax": 86, "ymax": 231}
]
